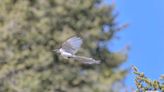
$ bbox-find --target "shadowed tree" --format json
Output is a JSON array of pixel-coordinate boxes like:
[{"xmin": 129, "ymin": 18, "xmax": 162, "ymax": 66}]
[{"xmin": 0, "ymin": 0, "xmax": 128, "ymax": 92}]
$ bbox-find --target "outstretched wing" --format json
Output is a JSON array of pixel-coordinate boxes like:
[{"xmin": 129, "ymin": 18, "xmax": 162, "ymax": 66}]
[
  {"xmin": 62, "ymin": 36, "xmax": 83, "ymax": 54},
  {"xmin": 72, "ymin": 55, "xmax": 100, "ymax": 64}
]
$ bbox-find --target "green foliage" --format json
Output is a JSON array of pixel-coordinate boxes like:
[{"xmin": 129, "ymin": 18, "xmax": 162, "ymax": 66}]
[
  {"xmin": 0, "ymin": 0, "xmax": 128, "ymax": 92},
  {"xmin": 132, "ymin": 65, "xmax": 164, "ymax": 91}
]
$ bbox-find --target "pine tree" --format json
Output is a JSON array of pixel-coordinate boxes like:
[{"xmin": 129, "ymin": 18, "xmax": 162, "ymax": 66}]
[
  {"xmin": 132, "ymin": 66, "xmax": 164, "ymax": 91},
  {"xmin": 0, "ymin": 0, "xmax": 128, "ymax": 92}
]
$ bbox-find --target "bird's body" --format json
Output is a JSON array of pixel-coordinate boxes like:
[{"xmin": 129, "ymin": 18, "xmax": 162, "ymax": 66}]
[
  {"xmin": 59, "ymin": 48, "xmax": 73, "ymax": 59},
  {"xmin": 54, "ymin": 36, "xmax": 100, "ymax": 64}
]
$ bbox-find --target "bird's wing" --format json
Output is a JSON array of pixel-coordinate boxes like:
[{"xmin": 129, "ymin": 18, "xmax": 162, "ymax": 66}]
[
  {"xmin": 62, "ymin": 36, "xmax": 83, "ymax": 54},
  {"xmin": 72, "ymin": 55, "xmax": 100, "ymax": 64}
]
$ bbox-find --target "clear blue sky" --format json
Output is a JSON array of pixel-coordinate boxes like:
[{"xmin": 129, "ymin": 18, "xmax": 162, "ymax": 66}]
[{"xmin": 104, "ymin": 0, "xmax": 164, "ymax": 88}]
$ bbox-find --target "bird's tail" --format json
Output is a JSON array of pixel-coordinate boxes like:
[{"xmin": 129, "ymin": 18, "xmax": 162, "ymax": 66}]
[{"xmin": 71, "ymin": 55, "xmax": 100, "ymax": 64}]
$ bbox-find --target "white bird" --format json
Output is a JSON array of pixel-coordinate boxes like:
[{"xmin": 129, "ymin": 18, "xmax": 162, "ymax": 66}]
[{"xmin": 54, "ymin": 36, "xmax": 100, "ymax": 64}]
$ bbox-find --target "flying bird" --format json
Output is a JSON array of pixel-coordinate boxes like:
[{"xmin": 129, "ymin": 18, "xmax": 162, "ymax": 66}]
[{"xmin": 54, "ymin": 36, "xmax": 100, "ymax": 64}]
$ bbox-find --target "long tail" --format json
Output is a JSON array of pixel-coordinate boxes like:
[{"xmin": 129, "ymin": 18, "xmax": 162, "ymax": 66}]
[{"xmin": 71, "ymin": 55, "xmax": 100, "ymax": 64}]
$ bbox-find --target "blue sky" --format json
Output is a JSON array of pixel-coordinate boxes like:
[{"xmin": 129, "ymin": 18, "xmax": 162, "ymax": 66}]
[{"xmin": 104, "ymin": 0, "xmax": 164, "ymax": 88}]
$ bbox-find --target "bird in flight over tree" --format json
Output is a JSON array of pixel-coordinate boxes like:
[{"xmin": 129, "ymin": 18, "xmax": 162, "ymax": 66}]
[{"xmin": 54, "ymin": 36, "xmax": 100, "ymax": 64}]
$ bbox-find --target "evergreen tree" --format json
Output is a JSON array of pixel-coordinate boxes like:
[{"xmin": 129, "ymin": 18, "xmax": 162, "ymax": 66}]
[
  {"xmin": 0, "ymin": 0, "xmax": 128, "ymax": 92},
  {"xmin": 132, "ymin": 66, "xmax": 164, "ymax": 91}
]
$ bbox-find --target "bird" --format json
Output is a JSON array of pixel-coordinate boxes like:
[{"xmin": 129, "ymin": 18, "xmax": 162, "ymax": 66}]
[{"xmin": 53, "ymin": 36, "xmax": 100, "ymax": 64}]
